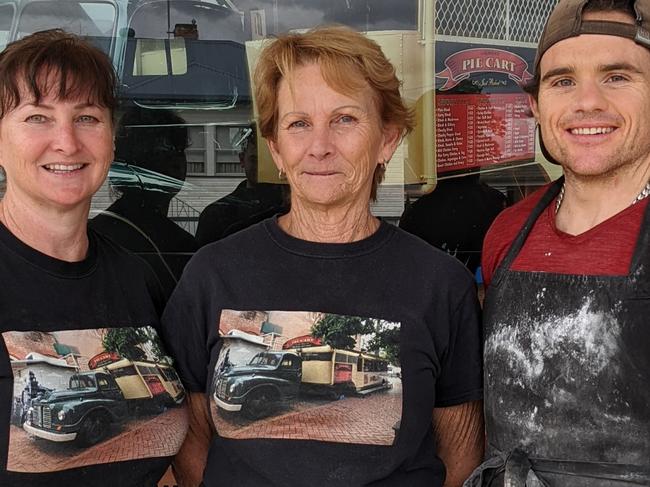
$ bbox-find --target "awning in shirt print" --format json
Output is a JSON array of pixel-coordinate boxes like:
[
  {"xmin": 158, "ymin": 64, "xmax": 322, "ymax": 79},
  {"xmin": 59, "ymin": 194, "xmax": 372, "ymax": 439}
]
[{"xmin": 210, "ymin": 310, "xmax": 402, "ymax": 446}]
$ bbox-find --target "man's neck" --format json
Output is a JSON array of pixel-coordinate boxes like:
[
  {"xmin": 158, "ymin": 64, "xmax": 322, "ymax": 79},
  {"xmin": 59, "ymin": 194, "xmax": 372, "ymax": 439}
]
[
  {"xmin": 556, "ymin": 165, "xmax": 650, "ymax": 236},
  {"xmin": 0, "ymin": 192, "xmax": 90, "ymax": 262}
]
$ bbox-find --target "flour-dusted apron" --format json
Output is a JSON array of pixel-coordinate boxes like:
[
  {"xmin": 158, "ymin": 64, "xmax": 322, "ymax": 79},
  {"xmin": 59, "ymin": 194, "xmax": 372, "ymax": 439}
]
[{"xmin": 464, "ymin": 179, "xmax": 650, "ymax": 487}]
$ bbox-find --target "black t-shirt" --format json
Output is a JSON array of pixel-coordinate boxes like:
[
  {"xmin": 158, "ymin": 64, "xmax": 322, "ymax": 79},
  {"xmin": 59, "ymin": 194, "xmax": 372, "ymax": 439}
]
[
  {"xmin": 162, "ymin": 217, "xmax": 482, "ymax": 487},
  {"xmin": 0, "ymin": 223, "xmax": 188, "ymax": 487}
]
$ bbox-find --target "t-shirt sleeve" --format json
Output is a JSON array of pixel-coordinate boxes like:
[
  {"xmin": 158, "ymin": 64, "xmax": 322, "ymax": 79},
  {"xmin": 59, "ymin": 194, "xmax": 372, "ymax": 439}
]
[
  {"xmin": 434, "ymin": 281, "xmax": 483, "ymax": 407},
  {"xmin": 161, "ymin": 257, "xmax": 212, "ymax": 392}
]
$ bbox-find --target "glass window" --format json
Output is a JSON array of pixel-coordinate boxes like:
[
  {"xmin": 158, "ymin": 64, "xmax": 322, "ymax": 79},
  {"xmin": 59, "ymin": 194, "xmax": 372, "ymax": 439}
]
[
  {"xmin": 111, "ymin": 365, "xmax": 138, "ymax": 378},
  {"xmin": 70, "ymin": 375, "xmax": 96, "ymax": 390},
  {"xmin": 301, "ymin": 352, "xmax": 333, "ymax": 362},
  {"xmin": 17, "ymin": 1, "xmax": 115, "ymax": 53},
  {"xmin": 280, "ymin": 357, "xmax": 297, "ymax": 369},
  {"xmin": 186, "ymin": 126, "xmax": 206, "ymax": 175},
  {"xmin": 122, "ymin": 0, "xmax": 248, "ymax": 107},
  {"xmin": 4, "ymin": 0, "xmax": 562, "ymax": 296},
  {"xmin": 0, "ymin": 4, "xmax": 14, "ymax": 51}
]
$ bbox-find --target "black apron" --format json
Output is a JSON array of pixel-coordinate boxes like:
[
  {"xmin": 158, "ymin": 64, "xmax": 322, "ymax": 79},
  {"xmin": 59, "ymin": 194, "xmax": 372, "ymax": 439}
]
[{"xmin": 465, "ymin": 179, "xmax": 650, "ymax": 487}]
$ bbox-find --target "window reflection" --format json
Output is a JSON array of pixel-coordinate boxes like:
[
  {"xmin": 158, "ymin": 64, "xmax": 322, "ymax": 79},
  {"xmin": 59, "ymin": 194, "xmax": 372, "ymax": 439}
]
[
  {"xmin": 2, "ymin": 0, "xmax": 562, "ymax": 292},
  {"xmin": 400, "ymin": 175, "xmax": 507, "ymax": 273},
  {"xmin": 122, "ymin": 1, "xmax": 249, "ymax": 108},
  {"xmin": 0, "ymin": 4, "xmax": 14, "ymax": 50},
  {"xmin": 132, "ymin": 38, "xmax": 188, "ymax": 76},
  {"xmin": 195, "ymin": 126, "xmax": 289, "ymax": 246},
  {"xmin": 17, "ymin": 1, "xmax": 115, "ymax": 52},
  {"xmin": 235, "ymin": 0, "xmax": 418, "ymax": 34},
  {"xmin": 90, "ymin": 108, "xmax": 198, "ymax": 295}
]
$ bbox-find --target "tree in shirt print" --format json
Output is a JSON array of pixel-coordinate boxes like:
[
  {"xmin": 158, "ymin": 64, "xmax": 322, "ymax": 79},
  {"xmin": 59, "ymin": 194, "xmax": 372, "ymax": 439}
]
[
  {"xmin": 2, "ymin": 326, "xmax": 187, "ymax": 473},
  {"xmin": 211, "ymin": 310, "xmax": 402, "ymax": 446}
]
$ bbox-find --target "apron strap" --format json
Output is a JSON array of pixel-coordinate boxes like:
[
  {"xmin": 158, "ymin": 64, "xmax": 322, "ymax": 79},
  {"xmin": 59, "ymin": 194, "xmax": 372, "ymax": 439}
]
[
  {"xmin": 504, "ymin": 449, "xmax": 532, "ymax": 487},
  {"xmin": 492, "ymin": 178, "xmax": 564, "ymax": 288},
  {"xmin": 531, "ymin": 458, "xmax": 650, "ymax": 483},
  {"xmin": 504, "ymin": 449, "xmax": 548, "ymax": 487},
  {"xmin": 465, "ymin": 448, "xmax": 650, "ymax": 486},
  {"xmin": 627, "ymin": 195, "xmax": 650, "ymax": 295}
]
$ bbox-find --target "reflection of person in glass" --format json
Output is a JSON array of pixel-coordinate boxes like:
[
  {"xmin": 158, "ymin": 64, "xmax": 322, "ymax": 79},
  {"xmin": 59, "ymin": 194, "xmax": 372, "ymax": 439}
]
[
  {"xmin": 194, "ymin": 126, "xmax": 288, "ymax": 246},
  {"xmin": 0, "ymin": 30, "xmax": 185, "ymax": 485},
  {"xmin": 400, "ymin": 174, "xmax": 506, "ymax": 274},
  {"xmin": 163, "ymin": 26, "xmax": 483, "ymax": 487},
  {"xmin": 90, "ymin": 107, "xmax": 198, "ymax": 293},
  {"xmin": 474, "ymin": 1, "xmax": 650, "ymax": 485}
]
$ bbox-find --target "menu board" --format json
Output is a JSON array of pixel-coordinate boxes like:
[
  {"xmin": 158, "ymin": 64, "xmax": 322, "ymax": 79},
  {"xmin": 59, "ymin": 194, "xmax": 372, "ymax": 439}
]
[
  {"xmin": 435, "ymin": 43, "xmax": 537, "ymax": 174},
  {"xmin": 436, "ymin": 93, "xmax": 535, "ymax": 172}
]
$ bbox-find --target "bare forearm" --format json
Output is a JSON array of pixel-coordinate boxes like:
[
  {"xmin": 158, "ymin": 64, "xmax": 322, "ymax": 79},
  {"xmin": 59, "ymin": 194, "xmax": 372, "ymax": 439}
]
[
  {"xmin": 433, "ymin": 400, "xmax": 485, "ymax": 487},
  {"xmin": 173, "ymin": 392, "xmax": 214, "ymax": 487}
]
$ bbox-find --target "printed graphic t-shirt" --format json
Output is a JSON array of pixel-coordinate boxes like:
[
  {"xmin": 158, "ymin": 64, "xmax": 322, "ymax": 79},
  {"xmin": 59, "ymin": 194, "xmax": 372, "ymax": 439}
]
[
  {"xmin": 0, "ymin": 223, "xmax": 188, "ymax": 487},
  {"xmin": 162, "ymin": 217, "xmax": 482, "ymax": 487}
]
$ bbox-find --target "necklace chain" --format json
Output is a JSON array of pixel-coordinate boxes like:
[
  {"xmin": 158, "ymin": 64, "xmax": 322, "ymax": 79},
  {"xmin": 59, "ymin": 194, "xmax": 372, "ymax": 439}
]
[{"xmin": 555, "ymin": 180, "xmax": 650, "ymax": 214}]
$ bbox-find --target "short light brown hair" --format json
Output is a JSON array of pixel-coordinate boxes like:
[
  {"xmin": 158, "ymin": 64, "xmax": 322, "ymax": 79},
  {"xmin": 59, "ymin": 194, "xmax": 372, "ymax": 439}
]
[
  {"xmin": 0, "ymin": 29, "xmax": 117, "ymax": 120},
  {"xmin": 254, "ymin": 25, "xmax": 414, "ymax": 200}
]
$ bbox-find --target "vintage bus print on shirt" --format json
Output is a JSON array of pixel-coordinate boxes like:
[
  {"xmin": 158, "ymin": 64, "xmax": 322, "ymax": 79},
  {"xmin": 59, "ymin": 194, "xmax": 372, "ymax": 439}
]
[
  {"xmin": 210, "ymin": 310, "xmax": 402, "ymax": 446},
  {"xmin": 2, "ymin": 326, "xmax": 187, "ymax": 473}
]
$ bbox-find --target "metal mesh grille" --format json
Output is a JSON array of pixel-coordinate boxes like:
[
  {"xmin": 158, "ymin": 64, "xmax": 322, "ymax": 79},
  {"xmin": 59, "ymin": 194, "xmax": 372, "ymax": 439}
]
[{"xmin": 436, "ymin": 0, "xmax": 560, "ymax": 44}]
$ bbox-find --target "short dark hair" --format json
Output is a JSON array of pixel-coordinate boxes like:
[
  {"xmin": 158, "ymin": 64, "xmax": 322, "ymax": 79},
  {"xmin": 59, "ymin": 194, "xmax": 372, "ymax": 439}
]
[
  {"xmin": 0, "ymin": 29, "xmax": 117, "ymax": 120},
  {"xmin": 524, "ymin": 0, "xmax": 637, "ymax": 98}
]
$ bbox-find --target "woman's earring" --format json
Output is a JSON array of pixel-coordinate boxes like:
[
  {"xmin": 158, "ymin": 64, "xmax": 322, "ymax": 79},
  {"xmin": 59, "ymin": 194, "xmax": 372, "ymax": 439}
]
[
  {"xmin": 278, "ymin": 169, "xmax": 287, "ymax": 180},
  {"xmin": 378, "ymin": 160, "xmax": 386, "ymax": 169}
]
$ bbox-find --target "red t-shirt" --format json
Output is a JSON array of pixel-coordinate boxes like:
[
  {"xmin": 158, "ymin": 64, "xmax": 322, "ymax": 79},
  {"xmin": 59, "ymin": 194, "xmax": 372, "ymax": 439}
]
[{"xmin": 482, "ymin": 184, "xmax": 649, "ymax": 288}]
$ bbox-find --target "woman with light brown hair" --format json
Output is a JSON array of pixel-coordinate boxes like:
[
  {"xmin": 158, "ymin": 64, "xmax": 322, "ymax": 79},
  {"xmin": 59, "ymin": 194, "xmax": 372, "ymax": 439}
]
[{"xmin": 163, "ymin": 25, "xmax": 484, "ymax": 487}]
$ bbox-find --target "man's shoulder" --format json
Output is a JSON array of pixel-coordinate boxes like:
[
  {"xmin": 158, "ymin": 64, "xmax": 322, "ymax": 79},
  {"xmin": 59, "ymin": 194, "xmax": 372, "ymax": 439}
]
[{"xmin": 481, "ymin": 184, "xmax": 553, "ymax": 285}]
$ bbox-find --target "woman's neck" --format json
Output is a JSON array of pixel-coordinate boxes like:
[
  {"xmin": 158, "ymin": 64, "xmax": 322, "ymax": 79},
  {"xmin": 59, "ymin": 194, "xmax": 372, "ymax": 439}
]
[
  {"xmin": 0, "ymin": 192, "xmax": 90, "ymax": 262},
  {"xmin": 279, "ymin": 202, "xmax": 379, "ymax": 243}
]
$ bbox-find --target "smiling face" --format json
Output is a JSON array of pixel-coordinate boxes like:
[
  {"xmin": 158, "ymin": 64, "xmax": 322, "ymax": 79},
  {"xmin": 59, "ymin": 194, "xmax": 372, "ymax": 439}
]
[
  {"xmin": 531, "ymin": 11, "xmax": 650, "ymax": 180},
  {"xmin": 267, "ymin": 62, "xmax": 399, "ymax": 210},
  {"xmin": 0, "ymin": 77, "xmax": 113, "ymax": 213}
]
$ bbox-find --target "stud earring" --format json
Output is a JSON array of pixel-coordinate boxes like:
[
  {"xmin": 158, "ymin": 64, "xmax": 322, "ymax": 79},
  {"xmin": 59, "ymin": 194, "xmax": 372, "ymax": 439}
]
[{"xmin": 278, "ymin": 169, "xmax": 287, "ymax": 180}]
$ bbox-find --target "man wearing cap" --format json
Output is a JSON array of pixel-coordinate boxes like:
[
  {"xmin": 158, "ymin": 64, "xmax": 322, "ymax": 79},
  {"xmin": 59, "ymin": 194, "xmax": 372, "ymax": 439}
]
[{"xmin": 467, "ymin": 0, "xmax": 650, "ymax": 485}]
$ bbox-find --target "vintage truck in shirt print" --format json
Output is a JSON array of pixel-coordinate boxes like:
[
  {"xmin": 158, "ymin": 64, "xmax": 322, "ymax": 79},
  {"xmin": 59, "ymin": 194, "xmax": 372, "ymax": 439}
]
[
  {"xmin": 211, "ymin": 310, "xmax": 402, "ymax": 446},
  {"xmin": 23, "ymin": 354, "xmax": 184, "ymax": 446},
  {"xmin": 3, "ymin": 326, "xmax": 188, "ymax": 473}
]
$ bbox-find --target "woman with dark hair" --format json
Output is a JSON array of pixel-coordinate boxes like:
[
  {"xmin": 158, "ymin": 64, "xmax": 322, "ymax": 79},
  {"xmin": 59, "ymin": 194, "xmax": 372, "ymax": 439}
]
[
  {"xmin": 163, "ymin": 25, "xmax": 484, "ymax": 487},
  {"xmin": 0, "ymin": 30, "xmax": 187, "ymax": 486}
]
